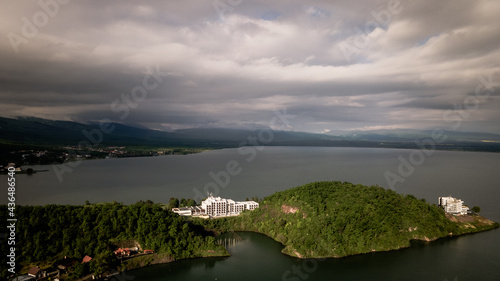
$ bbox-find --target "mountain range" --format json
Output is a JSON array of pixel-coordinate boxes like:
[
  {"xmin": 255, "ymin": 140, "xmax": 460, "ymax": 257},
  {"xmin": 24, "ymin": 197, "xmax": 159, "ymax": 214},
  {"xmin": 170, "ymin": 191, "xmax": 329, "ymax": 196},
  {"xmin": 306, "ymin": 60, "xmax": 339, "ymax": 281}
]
[{"xmin": 1, "ymin": 117, "xmax": 499, "ymax": 152}]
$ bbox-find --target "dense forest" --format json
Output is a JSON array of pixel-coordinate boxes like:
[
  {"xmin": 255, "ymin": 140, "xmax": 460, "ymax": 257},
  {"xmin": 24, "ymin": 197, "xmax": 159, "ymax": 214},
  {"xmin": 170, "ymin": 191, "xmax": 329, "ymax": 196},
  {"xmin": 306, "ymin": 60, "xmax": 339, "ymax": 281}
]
[
  {"xmin": 2, "ymin": 181, "xmax": 498, "ymax": 279},
  {"xmin": 0, "ymin": 201, "xmax": 226, "ymax": 280},
  {"xmin": 198, "ymin": 181, "xmax": 499, "ymax": 258}
]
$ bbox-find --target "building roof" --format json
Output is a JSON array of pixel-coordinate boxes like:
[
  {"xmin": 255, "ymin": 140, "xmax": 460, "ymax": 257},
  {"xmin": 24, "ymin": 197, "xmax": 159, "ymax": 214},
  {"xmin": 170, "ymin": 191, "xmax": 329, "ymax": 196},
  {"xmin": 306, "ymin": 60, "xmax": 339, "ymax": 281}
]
[
  {"xmin": 82, "ymin": 255, "xmax": 93, "ymax": 263},
  {"xmin": 27, "ymin": 267, "xmax": 41, "ymax": 276},
  {"xmin": 114, "ymin": 248, "xmax": 131, "ymax": 255},
  {"xmin": 12, "ymin": 275, "xmax": 35, "ymax": 281}
]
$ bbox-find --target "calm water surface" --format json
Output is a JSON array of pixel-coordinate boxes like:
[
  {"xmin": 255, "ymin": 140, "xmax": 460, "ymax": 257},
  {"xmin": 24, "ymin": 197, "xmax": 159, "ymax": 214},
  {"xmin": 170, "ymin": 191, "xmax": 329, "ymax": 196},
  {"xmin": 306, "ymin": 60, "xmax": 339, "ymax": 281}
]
[
  {"xmin": 3, "ymin": 147, "xmax": 499, "ymax": 280},
  {"xmin": 129, "ymin": 230, "xmax": 500, "ymax": 281}
]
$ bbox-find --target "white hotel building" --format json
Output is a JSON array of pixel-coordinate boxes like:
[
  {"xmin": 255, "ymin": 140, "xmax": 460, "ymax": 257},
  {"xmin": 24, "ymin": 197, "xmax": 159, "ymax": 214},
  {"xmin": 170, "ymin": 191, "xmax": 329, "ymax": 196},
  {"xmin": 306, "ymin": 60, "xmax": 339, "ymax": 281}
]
[
  {"xmin": 173, "ymin": 195, "xmax": 259, "ymax": 217},
  {"xmin": 438, "ymin": 196, "xmax": 469, "ymax": 215}
]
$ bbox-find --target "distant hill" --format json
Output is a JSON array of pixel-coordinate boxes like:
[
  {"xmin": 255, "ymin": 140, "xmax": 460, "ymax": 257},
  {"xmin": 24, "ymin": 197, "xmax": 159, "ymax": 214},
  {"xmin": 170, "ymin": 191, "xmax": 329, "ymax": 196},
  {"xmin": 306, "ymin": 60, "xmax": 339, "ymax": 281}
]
[
  {"xmin": 201, "ymin": 181, "xmax": 499, "ymax": 258},
  {"xmin": 0, "ymin": 117, "xmax": 179, "ymax": 146},
  {"xmin": 1, "ymin": 117, "xmax": 500, "ymax": 152},
  {"xmin": 327, "ymin": 128, "xmax": 500, "ymax": 143},
  {"xmin": 0, "ymin": 117, "xmax": 332, "ymax": 148}
]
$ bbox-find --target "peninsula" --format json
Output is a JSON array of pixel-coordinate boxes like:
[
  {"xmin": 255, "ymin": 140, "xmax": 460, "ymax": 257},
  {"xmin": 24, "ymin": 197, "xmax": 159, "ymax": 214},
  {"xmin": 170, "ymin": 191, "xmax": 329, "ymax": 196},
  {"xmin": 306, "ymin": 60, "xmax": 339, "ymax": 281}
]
[
  {"xmin": 3, "ymin": 181, "xmax": 498, "ymax": 280},
  {"xmin": 198, "ymin": 181, "xmax": 499, "ymax": 258}
]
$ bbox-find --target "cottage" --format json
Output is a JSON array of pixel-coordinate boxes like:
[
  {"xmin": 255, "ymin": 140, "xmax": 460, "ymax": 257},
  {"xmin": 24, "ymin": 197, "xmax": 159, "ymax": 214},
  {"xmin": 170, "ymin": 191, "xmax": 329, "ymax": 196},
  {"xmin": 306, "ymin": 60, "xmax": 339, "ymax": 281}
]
[
  {"xmin": 144, "ymin": 249, "xmax": 154, "ymax": 254},
  {"xmin": 114, "ymin": 248, "xmax": 131, "ymax": 257},
  {"xmin": 28, "ymin": 267, "xmax": 43, "ymax": 278},
  {"xmin": 57, "ymin": 256, "xmax": 77, "ymax": 270}
]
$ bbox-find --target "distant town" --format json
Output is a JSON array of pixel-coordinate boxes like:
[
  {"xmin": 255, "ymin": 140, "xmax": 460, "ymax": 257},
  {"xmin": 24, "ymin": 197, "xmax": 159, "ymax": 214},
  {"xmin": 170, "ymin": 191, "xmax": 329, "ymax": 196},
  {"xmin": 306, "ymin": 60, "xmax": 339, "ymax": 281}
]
[
  {"xmin": 172, "ymin": 195, "xmax": 259, "ymax": 218},
  {"xmin": 0, "ymin": 146, "xmax": 207, "ymax": 167}
]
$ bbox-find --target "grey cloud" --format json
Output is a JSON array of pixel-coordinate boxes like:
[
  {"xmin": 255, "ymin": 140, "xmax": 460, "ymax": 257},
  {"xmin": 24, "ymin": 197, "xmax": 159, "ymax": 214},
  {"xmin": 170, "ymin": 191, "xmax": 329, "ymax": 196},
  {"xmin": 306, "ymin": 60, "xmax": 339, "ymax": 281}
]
[{"xmin": 0, "ymin": 0, "xmax": 499, "ymax": 134}]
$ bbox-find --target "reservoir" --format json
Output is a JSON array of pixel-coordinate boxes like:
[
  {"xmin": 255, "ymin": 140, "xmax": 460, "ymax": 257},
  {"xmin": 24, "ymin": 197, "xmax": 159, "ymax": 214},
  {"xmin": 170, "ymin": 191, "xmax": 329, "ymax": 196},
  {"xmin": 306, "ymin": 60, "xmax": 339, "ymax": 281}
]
[
  {"xmin": 129, "ymin": 230, "xmax": 500, "ymax": 281},
  {"xmin": 3, "ymin": 147, "xmax": 500, "ymax": 280}
]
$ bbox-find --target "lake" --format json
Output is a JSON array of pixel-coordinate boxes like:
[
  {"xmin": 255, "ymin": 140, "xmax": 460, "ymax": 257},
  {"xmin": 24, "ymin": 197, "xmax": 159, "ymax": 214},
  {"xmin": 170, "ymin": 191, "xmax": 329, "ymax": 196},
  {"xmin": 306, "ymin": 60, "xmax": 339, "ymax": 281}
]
[
  {"xmin": 128, "ymin": 231, "xmax": 500, "ymax": 281},
  {"xmin": 3, "ymin": 147, "xmax": 500, "ymax": 280}
]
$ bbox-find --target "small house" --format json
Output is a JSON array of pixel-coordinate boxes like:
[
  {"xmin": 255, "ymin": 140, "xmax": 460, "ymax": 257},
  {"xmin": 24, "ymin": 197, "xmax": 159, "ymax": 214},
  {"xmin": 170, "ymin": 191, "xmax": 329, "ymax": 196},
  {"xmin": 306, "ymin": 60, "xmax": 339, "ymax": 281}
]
[
  {"xmin": 114, "ymin": 248, "xmax": 131, "ymax": 257},
  {"xmin": 82, "ymin": 255, "xmax": 93, "ymax": 264},
  {"xmin": 28, "ymin": 267, "xmax": 43, "ymax": 278},
  {"xmin": 57, "ymin": 256, "xmax": 77, "ymax": 270}
]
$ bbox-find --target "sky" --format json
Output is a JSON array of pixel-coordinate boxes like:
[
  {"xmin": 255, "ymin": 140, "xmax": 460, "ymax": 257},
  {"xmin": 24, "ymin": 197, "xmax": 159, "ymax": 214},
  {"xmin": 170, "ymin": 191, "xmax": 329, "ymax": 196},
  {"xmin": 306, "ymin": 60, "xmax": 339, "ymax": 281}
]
[{"xmin": 0, "ymin": 0, "xmax": 499, "ymax": 134}]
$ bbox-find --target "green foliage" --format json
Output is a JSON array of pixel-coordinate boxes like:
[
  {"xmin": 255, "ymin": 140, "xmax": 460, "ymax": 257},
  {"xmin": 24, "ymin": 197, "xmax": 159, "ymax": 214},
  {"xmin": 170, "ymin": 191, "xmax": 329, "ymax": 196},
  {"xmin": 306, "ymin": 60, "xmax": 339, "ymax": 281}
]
[
  {"xmin": 198, "ymin": 181, "xmax": 472, "ymax": 258},
  {"xmin": 186, "ymin": 199, "xmax": 196, "ymax": 207},
  {"xmin": 472, "ymin": 206, "xmax": 481, "ymax": 213},
  {"xmin": 72, "ymin": 262, "xmax": 89, "ymax": 278},
  {"xmin": 180, "ymin": 198, "xmax": 188, "ymax": 207},
  {"xmin": 168, "ymin": 198, "xmax": 179, "ymax": 209},
  {"xmin": 0, "ymin": 202, "xmax": 226, "ymax": 279}
]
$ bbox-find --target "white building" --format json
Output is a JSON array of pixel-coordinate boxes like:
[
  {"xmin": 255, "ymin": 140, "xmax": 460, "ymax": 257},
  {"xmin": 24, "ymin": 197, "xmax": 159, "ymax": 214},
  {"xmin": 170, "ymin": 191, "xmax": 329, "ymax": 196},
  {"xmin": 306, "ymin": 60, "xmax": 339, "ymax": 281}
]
[
  {"xmin": 201, "ymin": 196, "xmax": 259, "ymax": 217},
  {"xmin": 172, "ymin": 195, "xmax": 259, "ymax": 217},
  {"xmin": 171, "ymin": 206, "xmax": 205, "ymax": 216},
  {"xmin": 438, "ymin": 196, "xmax": 469, "ymax": 215}
]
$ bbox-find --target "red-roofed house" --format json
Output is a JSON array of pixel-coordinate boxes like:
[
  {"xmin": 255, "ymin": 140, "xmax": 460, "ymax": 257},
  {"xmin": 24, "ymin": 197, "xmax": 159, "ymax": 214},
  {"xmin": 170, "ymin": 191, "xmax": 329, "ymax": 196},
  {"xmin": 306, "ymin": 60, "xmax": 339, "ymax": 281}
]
[
  {"xmin": 114, "ymin": 248, "xmax": 131, "ymax": 257},
  {"xmin": 82, "ymin": 255, "xmax": 93, "ymax": 264},
  {"xmin": 144, "ymin": 249, "xmax": 154, "ymax": 254}
]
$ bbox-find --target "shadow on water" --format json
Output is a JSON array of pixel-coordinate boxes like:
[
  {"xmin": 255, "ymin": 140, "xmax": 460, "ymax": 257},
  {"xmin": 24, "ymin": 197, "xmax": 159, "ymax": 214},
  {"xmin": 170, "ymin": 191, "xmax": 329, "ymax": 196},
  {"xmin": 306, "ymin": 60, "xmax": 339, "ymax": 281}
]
[{"xmin": 128, "ymin": 228, "xmax": 500, "ymax": 281}]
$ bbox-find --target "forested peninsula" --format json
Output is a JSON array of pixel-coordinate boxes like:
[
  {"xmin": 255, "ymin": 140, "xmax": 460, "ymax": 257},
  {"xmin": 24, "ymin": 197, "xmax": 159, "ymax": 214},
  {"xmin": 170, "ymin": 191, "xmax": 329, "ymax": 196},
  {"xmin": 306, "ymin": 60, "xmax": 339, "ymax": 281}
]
[
  {"xmin": 1, "ymin": 202, "xmax": 228, "ymax": 280},
  {"xmin": 2, "ymin": 181, "xmax": 498, "ymax": 280},
  {"xmin": 200, "ymin": 181, "xmax": 499, "ymax": 258}
]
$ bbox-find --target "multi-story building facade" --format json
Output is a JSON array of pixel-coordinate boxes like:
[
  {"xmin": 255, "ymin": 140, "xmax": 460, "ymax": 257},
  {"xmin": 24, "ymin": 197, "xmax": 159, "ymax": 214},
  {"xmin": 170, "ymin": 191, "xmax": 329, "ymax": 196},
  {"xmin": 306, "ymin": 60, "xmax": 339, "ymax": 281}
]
[
  {"xmin": 438, "ymin": 196, "xmax": 469, "ymax": 215},
  {"xmin": 172, "ymin": 195, "xmax": 259, "ymax": 217}
]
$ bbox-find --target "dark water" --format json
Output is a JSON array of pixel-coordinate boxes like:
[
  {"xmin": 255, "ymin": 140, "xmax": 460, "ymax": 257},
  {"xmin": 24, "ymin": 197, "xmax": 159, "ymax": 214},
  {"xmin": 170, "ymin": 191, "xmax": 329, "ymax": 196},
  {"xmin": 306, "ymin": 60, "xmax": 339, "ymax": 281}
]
[
  {"xmin": 3, "ymin": 147, "xmax": 500, "ymax": 280},
  {"xmin": 7, "ymin": 147, "xmax": 500, "ymax": 216},
  {"xmin": 128, "ymin": 230, "xmax": 500, "ymax": 281}
]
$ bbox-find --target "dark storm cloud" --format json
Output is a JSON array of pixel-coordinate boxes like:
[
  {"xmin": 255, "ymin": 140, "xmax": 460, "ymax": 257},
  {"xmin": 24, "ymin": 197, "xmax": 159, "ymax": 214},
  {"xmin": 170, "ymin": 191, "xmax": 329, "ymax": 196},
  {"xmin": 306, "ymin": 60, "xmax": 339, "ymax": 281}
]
[{"xmin": 0, "ymin": 0, "xmax": 499, "ymax": 133}]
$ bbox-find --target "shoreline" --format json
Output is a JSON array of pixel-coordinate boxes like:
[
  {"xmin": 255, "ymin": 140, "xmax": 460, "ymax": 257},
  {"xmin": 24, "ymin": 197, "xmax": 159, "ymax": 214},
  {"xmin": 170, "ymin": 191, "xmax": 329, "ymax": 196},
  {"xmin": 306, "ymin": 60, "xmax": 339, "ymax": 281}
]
[
  {"xmin": 110, "ymin": 218, "xmax": 500, "ymax": 278},
  {"xmin": 5, "ymin": 145, "xmax": 500, "ymax": 172},
  {"xmin": 280, "ymin": 214, "xmax": 500, "ymax": 259},
  {"xmin": 10, "ymin": 212, "xmax": 498, "ymax": 280},
  {"xmin": 218, "ymin": 213, "xmax": 499, "ymax": 260}
]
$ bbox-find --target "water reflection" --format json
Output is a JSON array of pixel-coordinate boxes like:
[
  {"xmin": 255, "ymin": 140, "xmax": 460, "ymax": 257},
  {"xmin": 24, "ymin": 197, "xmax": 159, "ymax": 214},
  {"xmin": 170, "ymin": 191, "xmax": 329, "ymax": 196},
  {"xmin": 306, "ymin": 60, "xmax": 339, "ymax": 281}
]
[
  {"xmin": 129, "ymin": 229, "xmax": 500, "ymax": 281},
  {"xmin": 217, "ymin": 232, "xmax": 243, "ymax": 249}
]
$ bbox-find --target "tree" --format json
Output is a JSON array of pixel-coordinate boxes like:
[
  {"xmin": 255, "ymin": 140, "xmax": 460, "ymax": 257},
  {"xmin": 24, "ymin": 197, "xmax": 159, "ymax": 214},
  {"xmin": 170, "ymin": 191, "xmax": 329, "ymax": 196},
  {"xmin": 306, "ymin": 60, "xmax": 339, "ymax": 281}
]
[
  {"xmin": 168, "ymin": 198, "xmax": 179, "ymax": 209},
  {"xmin": 91, "ymin": 251, "xmax": 117, "ymax": 275},
  {"xmin": 73, "ymin": 262, "xmax": 89, "ymax": 278},
  {"xmin": 26, "ymin": 168, "xmax": 34, "ymax": 175},
  {"xmin": 471, "ymin": 206, "xmax": 481, "ymax": 213},
  {"xmin": 180, "ymin": 198, "xmax": 188, "ymax": 207},
  {"xmin": 187, "ymin": 199, "xmax": 196, "ymax": 207}
]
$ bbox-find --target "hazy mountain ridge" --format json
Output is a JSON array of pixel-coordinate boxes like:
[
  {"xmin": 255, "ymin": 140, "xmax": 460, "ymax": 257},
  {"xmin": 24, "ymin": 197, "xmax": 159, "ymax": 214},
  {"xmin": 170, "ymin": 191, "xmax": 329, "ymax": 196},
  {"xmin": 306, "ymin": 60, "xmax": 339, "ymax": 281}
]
[
  {"xmin": 327, "ymin": 129, "xmax": 500, "ymax": 143},
  {"xmin": 0, "ymin": 117, "xmax": 333, "ymax": 147},
  {"xmin": 1, "ymin": 117, "xmax": 499, "ymax": 152}
]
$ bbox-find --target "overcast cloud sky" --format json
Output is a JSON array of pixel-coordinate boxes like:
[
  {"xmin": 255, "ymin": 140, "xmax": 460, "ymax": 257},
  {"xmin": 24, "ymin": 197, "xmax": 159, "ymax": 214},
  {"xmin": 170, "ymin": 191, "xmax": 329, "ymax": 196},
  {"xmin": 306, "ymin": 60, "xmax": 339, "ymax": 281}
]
[{"xmin": 1, "ymin": 0, "xmax": 499, "ymax": 134}]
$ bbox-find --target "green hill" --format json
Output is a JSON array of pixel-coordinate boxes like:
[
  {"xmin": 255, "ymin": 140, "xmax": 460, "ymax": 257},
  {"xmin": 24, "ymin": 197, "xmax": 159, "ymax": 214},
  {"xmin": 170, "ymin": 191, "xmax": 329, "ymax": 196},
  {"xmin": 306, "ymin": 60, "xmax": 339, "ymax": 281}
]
[{"xmin": 201, "ymin": 181, "xmax": 499, "ymax": 258}]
